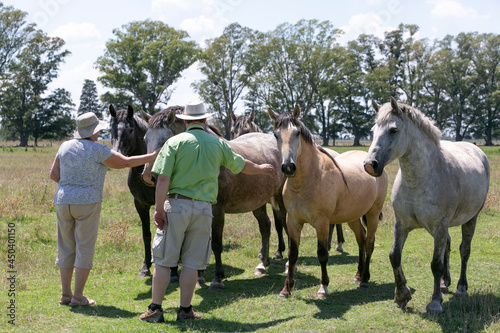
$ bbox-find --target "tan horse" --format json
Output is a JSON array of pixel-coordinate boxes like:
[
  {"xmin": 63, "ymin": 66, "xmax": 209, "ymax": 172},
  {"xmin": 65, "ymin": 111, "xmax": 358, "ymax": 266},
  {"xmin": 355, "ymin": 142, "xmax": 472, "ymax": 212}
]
[
  {"xmin": 364, "ymin": 97, "xmax": 490, "ymax": 315},
  {"xmin": 269, "ymin": 105, "xmax": 388, "ymax": 298}
]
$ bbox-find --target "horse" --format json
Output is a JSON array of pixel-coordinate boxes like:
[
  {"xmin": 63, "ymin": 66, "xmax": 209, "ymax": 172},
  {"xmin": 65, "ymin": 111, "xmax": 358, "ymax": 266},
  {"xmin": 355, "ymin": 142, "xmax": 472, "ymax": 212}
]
[
  {"xmin": 109, "ymin": 104, "xmax": 155, "ymax": 277},
  {"xmin": 269, "ymin": 105, "xmax": 388, "ymax": 299},
  {"xmin": 109, "ymin": 104, "xmax": 187, "ymax": 282},
  {"xmin": 231, "ymin": 110, "xmax": 346, "ymax": 255},
  {"xmin": 363, "ymin": 97, "xmax": 490, "ymax": 315},
  {"xmin": 141, "ymin": 107, "xmax": 287, "ymax": 290}
]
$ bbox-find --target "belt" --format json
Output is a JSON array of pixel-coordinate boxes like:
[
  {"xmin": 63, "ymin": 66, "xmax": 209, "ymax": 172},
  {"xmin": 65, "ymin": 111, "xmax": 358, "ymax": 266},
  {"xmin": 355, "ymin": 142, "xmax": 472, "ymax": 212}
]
[{"xmin": 167, "ymin": 193, "xmax": 193, "ymax": 200}]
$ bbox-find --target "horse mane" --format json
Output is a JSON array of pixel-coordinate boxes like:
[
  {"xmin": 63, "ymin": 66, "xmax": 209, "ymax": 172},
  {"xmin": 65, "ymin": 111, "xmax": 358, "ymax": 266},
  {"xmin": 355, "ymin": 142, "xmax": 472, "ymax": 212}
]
[
  {"xmin": 378, "ymin": 102, "xmax": 441, "ymax": 145},
  {"xmin": 274, "ymin": 111, "xmax": 348, "ymax": 187},
  {"xmin": 207, "ymin": 124, "xmax": 223, "ymax": 137},
  {"xmin": 148, "ymin": 106, "xmax": 184, "ymax": 129}
]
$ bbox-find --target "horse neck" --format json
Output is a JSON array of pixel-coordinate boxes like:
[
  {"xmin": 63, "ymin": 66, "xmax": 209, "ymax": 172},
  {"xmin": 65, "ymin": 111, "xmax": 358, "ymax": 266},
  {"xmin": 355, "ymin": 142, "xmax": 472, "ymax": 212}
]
[
  {"xmin": 398, "ymin": 123, "xmax": 442, "ymax": 185},
  {"xmin": 290, "ymin": 136, "xmax": 324, "ymax": 188}
]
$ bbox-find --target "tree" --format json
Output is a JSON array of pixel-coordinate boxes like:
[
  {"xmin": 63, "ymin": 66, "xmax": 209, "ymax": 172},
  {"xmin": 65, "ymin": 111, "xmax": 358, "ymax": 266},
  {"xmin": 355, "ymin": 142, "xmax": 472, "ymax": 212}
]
[
  {"xmin": 32, "ymin": 88, "xmax": 74, "ymax": 145},
  {"xmin": 193, "ymin": 23, "xmax": 264, "ymax": 138},
  {"xmin": 96, "ymin": 19, "xmax": 200, "ymax": 115},
  {"xmin": 0, "ymin": 30, "xmax": 70, "ymax": 146},
  {"xmin": 0, "ymin": 3, "xmax": 34, "ymax": 75},
  {"xmin": 78, "ymin": 79, "xmax": 101, "ymax": 118}
]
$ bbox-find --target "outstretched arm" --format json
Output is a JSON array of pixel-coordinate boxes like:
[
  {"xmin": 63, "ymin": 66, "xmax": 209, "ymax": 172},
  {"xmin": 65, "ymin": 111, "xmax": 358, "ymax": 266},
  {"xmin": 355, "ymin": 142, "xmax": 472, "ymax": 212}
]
[{"xmin": 240, "ymin": 159, "xmax": 275, "ymax": 177}]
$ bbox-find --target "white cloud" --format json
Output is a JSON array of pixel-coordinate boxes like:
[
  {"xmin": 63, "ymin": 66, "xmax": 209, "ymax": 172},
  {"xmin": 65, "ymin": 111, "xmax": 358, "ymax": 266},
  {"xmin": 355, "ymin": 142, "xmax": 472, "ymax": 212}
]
[
  {"xmin": 428, "ymin": 0, "xmax": 478, "ymax": 18},
  {"xmin": 338, "ymin": 13, "xmax": 396, "ymax": 44},
  {"xmin": 51, "ymin": 60, "xmax": 101, "ymax": 104},
  {"xmin": 152, "ymin": 0, "xmax": 191, "ymax": 11},
  {"xmin": 50, "ymin": 22, "xmax": 101, "ymax": 43}
]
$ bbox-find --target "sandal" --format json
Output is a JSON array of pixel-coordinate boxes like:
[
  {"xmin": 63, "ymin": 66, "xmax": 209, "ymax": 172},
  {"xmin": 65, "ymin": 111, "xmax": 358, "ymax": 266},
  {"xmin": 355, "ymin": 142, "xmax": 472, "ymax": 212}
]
[
  {"xmin": 59, "ymin": 294, "xmax": 72, "ymax": 306},
  {"xmin": 70, "ymin": 296, "xmax": 96, "ymax": 307}
]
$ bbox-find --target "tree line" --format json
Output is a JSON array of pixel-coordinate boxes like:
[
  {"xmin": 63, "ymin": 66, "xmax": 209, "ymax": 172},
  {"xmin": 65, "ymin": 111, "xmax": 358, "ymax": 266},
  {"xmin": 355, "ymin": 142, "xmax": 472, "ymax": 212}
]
[{"xmin": 1, "ymin": 2, "xmax": 499, "ymax": 146}]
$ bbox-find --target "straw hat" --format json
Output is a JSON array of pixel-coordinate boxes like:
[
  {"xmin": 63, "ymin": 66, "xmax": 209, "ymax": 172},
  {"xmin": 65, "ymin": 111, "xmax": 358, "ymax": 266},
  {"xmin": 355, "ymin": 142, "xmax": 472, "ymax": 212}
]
[
  {"xmin": 176, "ymin": 101, "xmax": 213, "ymax": 120},
  {"xmin": 74, "ymin": 112, "xmax": 108, "ymax": 139}
]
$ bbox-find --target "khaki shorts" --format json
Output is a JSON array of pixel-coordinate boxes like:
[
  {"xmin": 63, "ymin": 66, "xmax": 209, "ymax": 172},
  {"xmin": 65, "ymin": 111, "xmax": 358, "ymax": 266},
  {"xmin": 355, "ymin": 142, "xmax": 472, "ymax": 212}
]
[
  {"xmin": 152, "ymin": 197, "xmax": 212, "ymax": 270},
  {"xmin": 55, "ymin": 203, "xmax": 101, "ymax": 269}
]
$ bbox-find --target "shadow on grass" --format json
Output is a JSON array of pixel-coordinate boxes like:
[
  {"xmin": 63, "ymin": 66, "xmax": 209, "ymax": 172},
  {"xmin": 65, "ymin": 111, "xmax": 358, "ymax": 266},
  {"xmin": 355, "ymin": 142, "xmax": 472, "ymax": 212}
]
[
  {"xmin": 419, "ymin": 291, "xmax": 500, "ymax": 333},
  {"xmin": 70, "ymin": 304, "xmax": 138, "ymax": 318},
  {"xmin": 168, "ymin": 316, "xmax": 296, "ymax": 332},
  {"xmin": 305, "ymin": 282, "xmax": 395, "ymax": 319}
]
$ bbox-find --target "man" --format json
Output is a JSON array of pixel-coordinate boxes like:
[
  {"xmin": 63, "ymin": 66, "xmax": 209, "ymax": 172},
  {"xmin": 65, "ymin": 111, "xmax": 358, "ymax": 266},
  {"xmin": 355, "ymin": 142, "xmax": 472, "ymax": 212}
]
[{"xmin": 140, "ymin": 101, "xmax": 274, "ymax": 323}]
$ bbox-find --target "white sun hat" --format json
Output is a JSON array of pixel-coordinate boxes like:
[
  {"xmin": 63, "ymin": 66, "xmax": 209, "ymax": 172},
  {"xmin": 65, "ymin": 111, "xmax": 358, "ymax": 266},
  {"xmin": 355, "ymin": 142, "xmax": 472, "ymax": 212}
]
[
  {"xmin": 74, "ymin": 112, "xmax": 108, "ymax": 139},
  {"xmin": 176, "ymin": 101, "xmax": 213, "ymax": 120}
]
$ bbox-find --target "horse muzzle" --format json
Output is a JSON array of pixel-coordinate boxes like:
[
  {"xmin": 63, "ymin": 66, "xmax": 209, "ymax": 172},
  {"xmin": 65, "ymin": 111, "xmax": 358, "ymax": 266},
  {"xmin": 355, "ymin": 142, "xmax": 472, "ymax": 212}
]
[
  {"xmin": 363, "ymin": 158, "xmax": 383, "ymax": 177},
  {"xmin": 281, "ymin": 163, "xmax": 297, "ymax": 178}
]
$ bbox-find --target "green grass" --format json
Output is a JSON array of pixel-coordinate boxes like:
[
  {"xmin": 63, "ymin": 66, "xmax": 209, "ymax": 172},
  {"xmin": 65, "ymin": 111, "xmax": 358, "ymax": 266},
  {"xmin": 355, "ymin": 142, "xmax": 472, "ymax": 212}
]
[{"xmin": 1, "ymin": 142, "xmax": 499, "ymax": 332}]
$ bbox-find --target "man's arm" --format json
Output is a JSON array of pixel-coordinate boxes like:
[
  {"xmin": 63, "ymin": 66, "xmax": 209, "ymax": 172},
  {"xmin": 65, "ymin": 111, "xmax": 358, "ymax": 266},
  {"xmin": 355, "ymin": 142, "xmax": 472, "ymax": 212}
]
[
  {"xmin": 154, "ymin": 174, "xmax": 170, "ymax": 230},
  {"xmin": 240, "ymin": 159, "xmax": 275, "ymax": 177}
]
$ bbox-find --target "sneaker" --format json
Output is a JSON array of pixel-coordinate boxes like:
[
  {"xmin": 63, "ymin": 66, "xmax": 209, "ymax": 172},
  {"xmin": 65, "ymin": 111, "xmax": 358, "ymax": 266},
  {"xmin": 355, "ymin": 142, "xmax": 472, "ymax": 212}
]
[
  {"xmin": 140, "ymin": 308, "xmax": 164, "ymax": 323},
  {"xmin": 176, "ymin": 307, "xmax": 202, "ymax": 322}
]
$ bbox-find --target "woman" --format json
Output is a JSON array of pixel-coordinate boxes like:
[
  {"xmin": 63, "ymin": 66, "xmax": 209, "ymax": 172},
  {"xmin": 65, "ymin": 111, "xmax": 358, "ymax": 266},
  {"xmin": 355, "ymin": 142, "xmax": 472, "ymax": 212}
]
[{"xmin": 49, "ymin": 112, "xmax": 158, "ymax": 307}]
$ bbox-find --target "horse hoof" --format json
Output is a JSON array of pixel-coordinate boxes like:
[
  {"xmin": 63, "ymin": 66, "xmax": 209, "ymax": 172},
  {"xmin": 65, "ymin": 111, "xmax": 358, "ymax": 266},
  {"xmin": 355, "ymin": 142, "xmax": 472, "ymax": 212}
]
[
  {"xmin": 278, "ymin": 292, "xmax": 290, "ymax": 299},
  {"xmin": 317, "ymin": 284, "xmax": 329, "ymax": 299},
  {"xmin": 197, "ymin": 276, "xmax": 206, "ymax": 287},
  {"xmin": 273, "ymin": 252, "xmax": 283, "ymax": 260},
  {"xmin": 138, "ymin": 269, "xmax": 151, "ymax": 278},
  {"xmin": 394, "ymin": 286, "xmax": 412, "ymax": 309},
  {"xmin": 208, "ymin": 278, "xmax": 224, "ymax": 291},
  {"xmin": 335, "ymin": 244, "xmax": 344, "ymax": 253},
  {"xmin": 455, "ymin": 285, "xmax": 469, "ymax": 297},
  {"xmin": 359, "ymin": 282, "xmax": 370, "ymax": 290},
  {"xmin": 254, "ymin": 263, "xmax": 269, "ymax": 276},
  {"xmin": 426, "ymin": 300, "xmax": 443, "ymax": 315}
]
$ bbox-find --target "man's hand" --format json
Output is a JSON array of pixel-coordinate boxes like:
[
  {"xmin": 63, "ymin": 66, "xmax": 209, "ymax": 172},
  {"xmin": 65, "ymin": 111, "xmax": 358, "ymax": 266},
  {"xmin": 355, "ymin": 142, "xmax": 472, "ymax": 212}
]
[
  {"xmin": 154, "ymin": 209, "xmax": 168, "ymax": 230},
  {"xmin": 259, "ymin": 163, "xmax": 275, "ymax": 177}
]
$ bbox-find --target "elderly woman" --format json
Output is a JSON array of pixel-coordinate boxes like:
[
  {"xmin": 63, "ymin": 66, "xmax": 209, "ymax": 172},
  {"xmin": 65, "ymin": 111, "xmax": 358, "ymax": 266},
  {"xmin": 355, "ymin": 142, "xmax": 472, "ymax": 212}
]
[{"xmin": 50, "ymin": 112, "xmax": 158, "ymax": 307}]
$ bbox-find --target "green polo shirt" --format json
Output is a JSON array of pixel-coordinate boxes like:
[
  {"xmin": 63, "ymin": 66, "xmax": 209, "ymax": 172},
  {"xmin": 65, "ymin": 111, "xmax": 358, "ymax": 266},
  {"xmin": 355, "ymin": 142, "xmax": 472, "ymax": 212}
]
[{"xmin": 151, "ymin": 124, "xmax": 246, "ymax": 204}]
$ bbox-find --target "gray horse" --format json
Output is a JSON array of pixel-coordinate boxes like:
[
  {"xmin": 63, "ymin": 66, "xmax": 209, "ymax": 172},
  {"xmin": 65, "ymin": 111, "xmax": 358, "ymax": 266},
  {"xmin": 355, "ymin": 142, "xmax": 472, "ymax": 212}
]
[
  {"xmin": 363, "ymin": 97, "xmax": 490, "ymax": 315},
  {"xmin": 141, "ymin": 108, "xmax": 287, "ymax": 290}
]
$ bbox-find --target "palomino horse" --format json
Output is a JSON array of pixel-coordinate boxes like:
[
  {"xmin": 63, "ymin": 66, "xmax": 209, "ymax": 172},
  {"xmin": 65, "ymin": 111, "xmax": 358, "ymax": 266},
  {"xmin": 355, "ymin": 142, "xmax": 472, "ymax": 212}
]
[
  {"xmin": 141, "ymin": 108, "xmax": 287, "ymax": 290},
  {"xmin": 231, "ymin": 110, "xmax": 347, "ymax": 255},
  {"xmin": 269, "ymin": 105, "xmax": 388, "ymax": 298},
  {"xmin": 109, "ymin": 105, "xmax": 155, "ymax": 277},
  {"xmin": 363, "ymin": 97, "xmax": 490, "ymax": 315}
]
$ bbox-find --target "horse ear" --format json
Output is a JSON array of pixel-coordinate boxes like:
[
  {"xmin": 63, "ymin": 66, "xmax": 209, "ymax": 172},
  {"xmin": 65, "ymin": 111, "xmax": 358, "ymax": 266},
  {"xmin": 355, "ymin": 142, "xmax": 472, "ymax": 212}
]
[
  {"xmin": 249, "ymin": 110, "xmax": 256, "ymax": 121},
  {"xmin": 109, "ymin": 104, "xmax": 116, "ymax": 118},
  {"xmin": 127, "ymin": 105, "xmax": 134, "ymax": 119},
  {"xmin": 390, "ymin": 97, "xmax": 401, "ymax": 115},
  {"xmin": 292, "ymin": 105, "xmax": 301, "ymax": 119},
  {"xmin": 371, "ymin": 99, "xmax": 380, "ymax": 113},
  {"xmin": 229, "ymin": 109, "xmax": 236, "ymax": 122},
  {"xmin": 140, "ymin": 109, "xmax": 151, "ymax": 122},
  {"xmin": 167, "ymin": 109, "xmax": 177, "ymax": 125},
  {"xmin": 268, "ymin": 108, "xmax": 278, "ymax": 121}
]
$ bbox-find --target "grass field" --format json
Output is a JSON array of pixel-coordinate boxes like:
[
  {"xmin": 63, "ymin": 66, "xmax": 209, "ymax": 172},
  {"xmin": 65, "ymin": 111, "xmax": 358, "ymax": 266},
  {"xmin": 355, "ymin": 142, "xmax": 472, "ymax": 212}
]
[{"xmin": 1, "ymin": 141, "xmax": 499, "ymax": 332}]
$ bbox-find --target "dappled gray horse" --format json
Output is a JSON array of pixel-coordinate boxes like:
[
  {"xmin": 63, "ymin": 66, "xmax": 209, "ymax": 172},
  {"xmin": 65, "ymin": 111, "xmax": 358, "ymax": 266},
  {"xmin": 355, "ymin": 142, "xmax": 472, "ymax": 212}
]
[
  {"xmin": 142, "ymin": 108, "xmax": 287, "ymax": 290},
  {"xmin": 364, "ymin": 97, "xmax": 490, "ymax": 315}
]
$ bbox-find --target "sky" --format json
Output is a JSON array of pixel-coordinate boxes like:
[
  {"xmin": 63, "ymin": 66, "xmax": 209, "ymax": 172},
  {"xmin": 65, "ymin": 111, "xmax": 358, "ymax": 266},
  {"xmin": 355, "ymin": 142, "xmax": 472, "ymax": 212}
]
[{"xmin": 3, "ymin": 0, "xmax": 500, "ymax": 115}]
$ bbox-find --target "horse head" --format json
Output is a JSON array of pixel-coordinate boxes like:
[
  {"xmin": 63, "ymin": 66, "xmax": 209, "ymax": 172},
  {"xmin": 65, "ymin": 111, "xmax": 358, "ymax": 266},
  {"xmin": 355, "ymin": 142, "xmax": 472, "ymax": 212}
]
[
  {"xmin": 109, "ymin": 104, "xmax": 148, "ymax": 156},
  {"xmin": 364, "ymin": 97, "xmax": 412, "ymax": 177},
  {"xmin": 268, "ymin": 105, "xmax": 308, "ymax": 178},
  {"xmin": 231, "ymin": 110, "xmax": 262, "ymax": 139}
]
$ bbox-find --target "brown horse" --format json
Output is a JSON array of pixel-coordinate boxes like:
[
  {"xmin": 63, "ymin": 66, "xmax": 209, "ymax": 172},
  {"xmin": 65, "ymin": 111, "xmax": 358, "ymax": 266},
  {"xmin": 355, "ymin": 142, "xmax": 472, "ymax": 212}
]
[
  {"xmin": 141, "ymin": 108, "xmax": 287, "ymax": 290},
  {"xmin": 269, "ymin": 105, "xmax": 388, "ymax": 298},
  {"xmin": 231, "ymin": 110, "xmax": 346, "ymax": 255}
]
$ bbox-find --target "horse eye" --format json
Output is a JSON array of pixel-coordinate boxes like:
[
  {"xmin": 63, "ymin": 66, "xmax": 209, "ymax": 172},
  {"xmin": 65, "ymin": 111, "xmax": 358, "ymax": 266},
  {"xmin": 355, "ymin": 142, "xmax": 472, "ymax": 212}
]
[{"xmin": 389, "ymin": 127, "xmax": 398, "ymax": 134}]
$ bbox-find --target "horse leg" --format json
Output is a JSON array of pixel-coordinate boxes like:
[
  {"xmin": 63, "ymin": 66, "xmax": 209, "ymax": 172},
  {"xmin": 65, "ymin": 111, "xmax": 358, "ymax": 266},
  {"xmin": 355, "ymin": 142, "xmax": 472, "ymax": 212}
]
[
  {"xmin": 389, "ymin": 215, "xmax": 412, "ymax": 310},
  {"xmin": 456, "ymin": 215, "xmax": 478, "ymax": 297},
  {"xmin": 271, "ymin": 194, "xmax": 287, "ymax": 260},
  {"xmin": 347, "ymin": 219, "xmax": 366, "ymax": 283},
  {"xmin": 279, "ymin": 216, "xmax": 303, "ymax": 298},
  {"xmin": 359, "ymin": 212, "xmax": 381, "ymax": 289},
  {"xmin": 272, "ymin": 206, "xmax": 287, "ymax": 260},
  {"xmin": 440, "ymin": 233, "xmax": 451, "ymax": 293},
  {"xmin": 209, "ymin": 205, "xmax": 225, "ymax": 291},
  {"xmin": 316, "ymin": 222, "xmax": 331, "ymax": 298},
  {"xmin": 334, "ymin": 224, "xmax": 345, "ymax": 253},
  {"xmin": 135, "ymin": 199, "xmax": 153, "ymax": 277},
  {"xmin": 252, "ymin": 205, "xmax": 271, "ymax": 275},
  {"xmin": 426, "ymin": 224, "xmax": 449, "ymax": 315}
]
